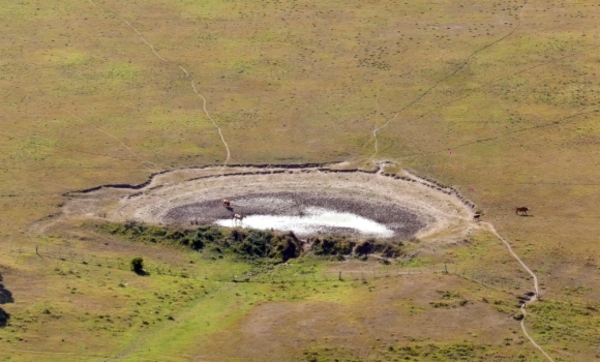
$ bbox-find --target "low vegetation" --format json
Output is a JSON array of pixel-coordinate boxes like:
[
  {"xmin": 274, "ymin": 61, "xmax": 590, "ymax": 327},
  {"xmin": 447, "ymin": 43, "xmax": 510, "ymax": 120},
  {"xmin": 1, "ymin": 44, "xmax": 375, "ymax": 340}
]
[{"xmin": 96, "ymin": 221, "xmax": 405, "ymax": 263}]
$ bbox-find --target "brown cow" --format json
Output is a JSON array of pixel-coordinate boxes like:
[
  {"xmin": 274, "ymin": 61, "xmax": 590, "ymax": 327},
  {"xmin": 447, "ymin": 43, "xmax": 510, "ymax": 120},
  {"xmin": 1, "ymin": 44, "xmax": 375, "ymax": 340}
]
[
  {"xmin": 515, "ymin": 206, "xmax": 529, "ymax": 215},
  {"xmin": 223, "ymin": 199, "xmax": 231, "ymax": 208},
  {"xmin": 473, "ymin": 213, "xmax": 481, "ymax": 222}
]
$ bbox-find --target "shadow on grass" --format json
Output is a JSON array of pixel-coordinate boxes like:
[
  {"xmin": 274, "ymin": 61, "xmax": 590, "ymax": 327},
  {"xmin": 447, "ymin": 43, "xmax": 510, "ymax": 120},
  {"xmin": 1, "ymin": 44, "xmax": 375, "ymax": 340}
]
[
  {"xmin": 134, "ymin": 269, "xmax": 150, "ymax": 276},
  {"xmin": 0, "ymin": 308, "xmax": 9, "ymax": 327},
  {"xmin": 0, "ymin": 285, "xmax": 13, "ymax": 304},
  {"xmin": 0, "ymin": 272, "xmax": 13, "ymax": 328}
]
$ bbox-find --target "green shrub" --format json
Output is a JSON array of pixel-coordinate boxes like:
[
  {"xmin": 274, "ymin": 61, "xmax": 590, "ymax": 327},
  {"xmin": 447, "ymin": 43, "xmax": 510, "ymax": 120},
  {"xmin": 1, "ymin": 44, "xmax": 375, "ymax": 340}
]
[
  {"xmin": 269, "ymin": 232, "xmax": 301, "ymax": 262},
  {"xmin": 98, "ymin": 222, "xmax": 404, "ymax": 262},
  {"xmin": 236, "ymin": 230, "xmax": 273, "ymax": 258},
  {"xmin": 311, "ymin": 235, "xmax": 355, "ymax": 255}
]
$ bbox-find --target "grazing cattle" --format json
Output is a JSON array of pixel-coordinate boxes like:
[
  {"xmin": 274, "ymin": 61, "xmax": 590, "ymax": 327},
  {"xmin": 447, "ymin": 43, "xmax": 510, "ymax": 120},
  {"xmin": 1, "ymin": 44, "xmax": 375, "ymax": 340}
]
[
  {"xmin": 223, "ymin": 199, "xmax": 231, "ymax": 208},
  {"xmin": 233, "ymin": 213, "xmax": 245, "ymax": 226},
  {"xmin": 515, "ymin": 206, "xmax": 529, "ymax": 215},
  {"xmin": 473, "ymin": 213, "xmax": 481, "ymax": 222}
]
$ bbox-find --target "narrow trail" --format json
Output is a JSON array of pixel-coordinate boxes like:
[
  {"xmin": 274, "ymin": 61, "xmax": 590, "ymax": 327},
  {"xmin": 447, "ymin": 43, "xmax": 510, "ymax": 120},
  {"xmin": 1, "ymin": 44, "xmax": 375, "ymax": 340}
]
[
  {"xmin": 481, "ymin": 222, "xmax": 554, "ymax": 362},
  {"xmin": 63, "ymin": 110, "xmax": 158, "ymax": 171},
  {"xmin": 369, "ymin": 113, "xmax": 398, "ymax": 160},
  {"xmin": 482, "ymin": 223, "xmax": 539, "ymax": 297},
  {"xmin": 520, "ymin": 307, "xmax": 556, "ymax": 362},
  {"xmin": 368, "ymin": 0, "xmax": 530, "ymax": 156},
  {"xmin": 85, "ymin": 0, "xmax": 231, "ymax": 166},
  {"xmin": 179, "ymin": 65, "xmax": 231, "ymax": 165}
]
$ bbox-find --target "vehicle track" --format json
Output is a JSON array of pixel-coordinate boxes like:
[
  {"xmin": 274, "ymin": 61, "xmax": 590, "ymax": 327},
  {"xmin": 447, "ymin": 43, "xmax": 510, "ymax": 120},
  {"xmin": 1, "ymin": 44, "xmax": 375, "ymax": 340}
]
[{"xmin": 85, "ymin": 0, "xmax": 231, "ymax": 167}]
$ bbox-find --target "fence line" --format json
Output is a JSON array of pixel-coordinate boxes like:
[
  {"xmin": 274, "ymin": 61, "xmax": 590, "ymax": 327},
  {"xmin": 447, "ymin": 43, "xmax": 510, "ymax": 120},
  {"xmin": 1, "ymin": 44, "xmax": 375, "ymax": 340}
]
[{"xmin": 5, "ymin": 244, "xmax": 528, "ymax": 290}]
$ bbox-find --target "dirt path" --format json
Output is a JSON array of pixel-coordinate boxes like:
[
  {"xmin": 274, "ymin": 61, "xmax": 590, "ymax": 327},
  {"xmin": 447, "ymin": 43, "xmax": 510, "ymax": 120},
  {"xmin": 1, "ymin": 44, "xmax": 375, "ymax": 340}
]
[
  {"xmin": 85, "ymin": 0, "xmax": 231, "ymax": 166},
  {"xmin": 369, "ymin": 113, "xmax": 398, "ymax": 160},
  {"xmin": 63, "ymin": 110, "xmax": 158, "ymax": 172},
  {"xmin": 368, "ymin": 0, "xmax": 531, "ymax": 153},
  {"xmin": 481, "ymin": 222, "xmax": 554, "ymax": 362},
  {"xmin": 482, "ymin": 223, "xmax": 539, "ymax": 297},
  {"xmin": 520, "ymin": 306, "xmax": 555, "ymax": 362},
  {"xmin": 179, "ymin": 65, "xmax": 231, "ymax": 166}
]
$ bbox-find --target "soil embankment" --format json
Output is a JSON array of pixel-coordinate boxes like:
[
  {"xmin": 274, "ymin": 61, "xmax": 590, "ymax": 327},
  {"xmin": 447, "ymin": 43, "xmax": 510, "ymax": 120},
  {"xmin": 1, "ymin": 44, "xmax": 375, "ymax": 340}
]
[{"xmin": 58, "ymin": 163, "xmax": 476, "ymax": 242}]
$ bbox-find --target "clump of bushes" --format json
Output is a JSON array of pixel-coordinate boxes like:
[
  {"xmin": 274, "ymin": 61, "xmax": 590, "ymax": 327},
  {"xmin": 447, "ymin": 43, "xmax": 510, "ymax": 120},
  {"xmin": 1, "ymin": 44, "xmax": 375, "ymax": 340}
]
[
  {"xmin": 0, "ymin": 308, "xmax": 9, "ymax": 327},
  {"xmin": 513, "ymin": 311, "xmax": 525, "ymax": 321},
  {"xmin": 100, "ymin": 221, "xmax": 221, "ymax": 251},
  {"xmin": 98, "ymin": 221, "xmax": 405, "ymax": 262},
  {"xmin": 99, "ymin": 222, "xmax": 301, "ymax": 262},
  {"xmin": 310, "ymin": 235, "xmax": 355, "ymax": 256},
  {"xmin": 356, "ymin": 238, "xmax": 404, "ymax": 258},
  {"xmin": 311, "ymin": 236, "xmax": 404, "ymax": 258}
]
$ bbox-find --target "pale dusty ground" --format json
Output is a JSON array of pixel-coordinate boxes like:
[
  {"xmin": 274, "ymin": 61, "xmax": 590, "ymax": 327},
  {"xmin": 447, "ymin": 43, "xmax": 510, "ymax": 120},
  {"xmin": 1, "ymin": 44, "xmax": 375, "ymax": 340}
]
[
  {"xmin": 194, "ymin": 275, "xmax": 518, "ymax": 362},
  {"xmin": 57, "ymin": 164, "xmax": 476, "ymax": 242}
]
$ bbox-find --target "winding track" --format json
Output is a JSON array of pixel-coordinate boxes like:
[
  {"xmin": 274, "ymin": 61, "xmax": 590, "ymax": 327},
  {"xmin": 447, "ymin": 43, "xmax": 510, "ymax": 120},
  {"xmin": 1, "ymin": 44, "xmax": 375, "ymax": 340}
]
[
  {"xmin": 482, "ymin": 222, "xmax": 554, "ymax": 362},
  {"xmin": 369, "ymin": 113, "xmax": 398, "ymax": 160},
  {"xmin": 85, "ymin": 0, "xmax": 232, "ymax": 166}
]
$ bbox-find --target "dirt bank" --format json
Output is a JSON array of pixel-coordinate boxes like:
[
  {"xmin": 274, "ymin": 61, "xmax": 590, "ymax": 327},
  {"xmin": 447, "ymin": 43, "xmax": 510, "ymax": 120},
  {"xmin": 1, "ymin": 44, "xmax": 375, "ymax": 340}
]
[{"xmin": 57, "ymin": 163, "xmax": 476, "ymax": 241}]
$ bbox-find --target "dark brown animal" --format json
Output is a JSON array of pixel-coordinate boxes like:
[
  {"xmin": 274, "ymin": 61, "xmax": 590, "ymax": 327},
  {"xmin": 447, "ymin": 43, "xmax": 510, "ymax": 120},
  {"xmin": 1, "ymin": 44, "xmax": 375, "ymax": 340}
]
[
  {"xmin": 515, "ymin": 206, "xmax": 529, "ymax": 215},
  {"xmin": 223, "ymin": 199, "xmax": 231, "ymax": 207},
  {"xmin": 473, "ymin": 213, "xmax": 481, "ymax": 221}
]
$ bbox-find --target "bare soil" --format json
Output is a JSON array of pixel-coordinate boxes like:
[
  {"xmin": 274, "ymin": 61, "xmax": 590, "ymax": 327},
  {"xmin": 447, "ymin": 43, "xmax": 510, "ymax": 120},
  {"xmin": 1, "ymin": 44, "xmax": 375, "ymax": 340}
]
[
  {"xmin": 194, "ymin": 275, "xmax": 518, "ymax": 362},
  {"xmin": 165, "ymin": 191, "xmax": 427, "ymax": 240},
  {"xmin": 57, "ymin": 164, "xmax": 476, "ymax": 242}
]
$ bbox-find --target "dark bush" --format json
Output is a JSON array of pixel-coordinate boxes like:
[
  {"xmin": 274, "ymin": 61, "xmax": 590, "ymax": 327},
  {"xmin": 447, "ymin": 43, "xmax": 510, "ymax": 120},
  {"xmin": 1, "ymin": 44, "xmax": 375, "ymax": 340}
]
[
  {"xmin": 374, "ymin": 241, "xmax": 404, "ymax": 258},
  {"xmin": 0, "ymin": 276, "xmax": 13, "ymax": 305},
  {"xmin": 311, "ymin": 235, "xmax": 355, "ymax": 255},
  {"xmin": 269, "ymin": 232, "xmax": 301, "ymax": 262},
  {"xmin": 355, "ymin": 239, "xmax": 375, "ymax": 255},
  {"xmin": 131, "ymin": 257, "xmax": 144, "ymax": 274},
  {"xmin": 236, "ymin": 230, "xmax": 273, "ymax": 258},
  {"xmin": 356, "ymin": 239, "xmax": 403, "ymax": 258},
  {"xmin": 99, "ymin": 222, "xmax": 404, "ymax": 262},
  {"xmin": 0, "ymin": 307, "xmax": 9, "ymax": 327}
]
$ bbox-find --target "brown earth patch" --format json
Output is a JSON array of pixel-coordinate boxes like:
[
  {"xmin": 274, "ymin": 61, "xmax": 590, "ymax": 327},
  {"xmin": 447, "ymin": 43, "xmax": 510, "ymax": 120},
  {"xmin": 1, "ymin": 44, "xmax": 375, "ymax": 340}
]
[{"xmin": 193, "ymin": 275, "xmax": 517, "ymax": 361}]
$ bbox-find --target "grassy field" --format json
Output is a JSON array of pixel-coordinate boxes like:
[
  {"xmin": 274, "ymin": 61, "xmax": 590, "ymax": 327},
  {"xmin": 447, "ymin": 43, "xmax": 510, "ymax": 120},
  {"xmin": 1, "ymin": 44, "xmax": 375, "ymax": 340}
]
[{"xmin": 1, "ymin": 0, "xmax": 600, "ymax": 360}]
